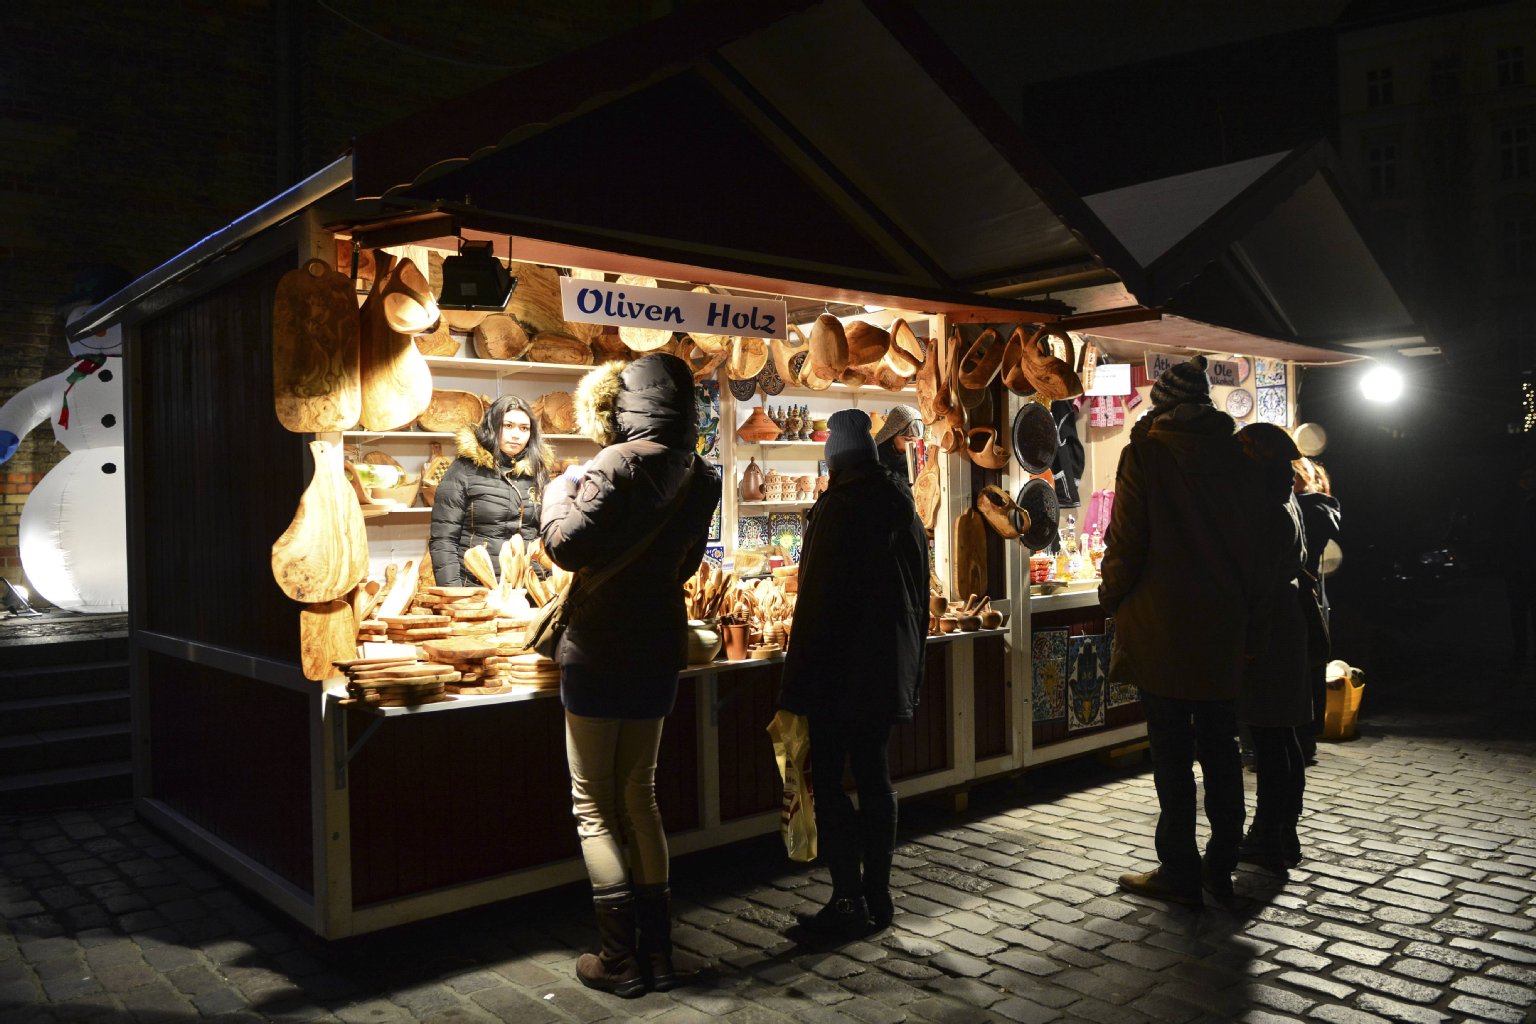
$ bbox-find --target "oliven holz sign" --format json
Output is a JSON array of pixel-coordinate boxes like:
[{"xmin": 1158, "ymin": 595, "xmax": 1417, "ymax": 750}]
[{"xmin": 559, "ymin": 278, "xmax": 788, "ymax": 340}]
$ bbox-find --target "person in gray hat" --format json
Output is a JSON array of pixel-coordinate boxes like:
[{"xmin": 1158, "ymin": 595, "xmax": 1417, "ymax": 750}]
[
  {"xmin": 779, "ymin": 408, "xmax": 928, "ymax": 939},
  {"xmin": 872, "ymin": 403, "xmax": 923, "ymax": 490}
]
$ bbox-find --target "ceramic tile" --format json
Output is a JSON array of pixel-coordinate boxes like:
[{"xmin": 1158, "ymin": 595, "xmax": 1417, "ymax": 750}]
[
  {"xmin": 1104, "ymin": 617, "xmax": 1136, "ymax": 707},
  {"xmin": 703, "ymin": 544, "xmax": 724, "ymax": 569},
  {"xmin": 1257, "ymin": 384, "xmax": 1288, "ymax": 426},
  {"xmin": 737, "ymin": 514, "xmax": 769, "ymax": 549},
  {"xmin": 1031, "ymin": 628, "xmax": 1068, "ymax": 722},
  {"xmin": 695, "ymin": 381, "xmax": 720, "ymax": 462},
  {"xmin": 768, "ymin": 513, "xmax": 803, "ymax": 559},
  {"xmin": 1067, "ymin": 634, "xmax": 1106, "ymax": 731},
  {"xmin": 1254, "ymin": 358, "xmax": 1287, "ymax": 389}
]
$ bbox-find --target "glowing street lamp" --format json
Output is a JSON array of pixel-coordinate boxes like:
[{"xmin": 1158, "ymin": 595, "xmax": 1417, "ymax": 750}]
[{"xmin": 1360, "ymin": 364, "xmax": 1404, "ymax": 403}]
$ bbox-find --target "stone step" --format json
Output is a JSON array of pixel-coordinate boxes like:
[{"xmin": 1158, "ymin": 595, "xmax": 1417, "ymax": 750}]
[
  {"xmin": 0, "ymin": 721, "xmax": 131, "ymax": 776},
  {"xmin": 0, "ymin": 691, "xmax": 129, "ymax": 737},
  {"xmin": 0, "ymin": 660, "xmax": 129, "ymax": 700},
  {"xmin": 0, "ymin": 759, "xmax": 132, "ymax": 812}
]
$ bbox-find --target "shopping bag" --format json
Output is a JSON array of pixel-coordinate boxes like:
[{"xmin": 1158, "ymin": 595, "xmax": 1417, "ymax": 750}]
[{"xmin": 766, "ymin": 709, "xmax": 816, "ymax": 862}]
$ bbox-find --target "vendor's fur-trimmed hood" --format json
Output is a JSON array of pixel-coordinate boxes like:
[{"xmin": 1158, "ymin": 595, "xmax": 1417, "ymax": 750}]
[
  {"xmin": 454, "ymin": 425, "xmax": 540, "ymax": 480},
  {"xmin": 575, "ymin": 354, "xmax": 698, "ymax": 450}
]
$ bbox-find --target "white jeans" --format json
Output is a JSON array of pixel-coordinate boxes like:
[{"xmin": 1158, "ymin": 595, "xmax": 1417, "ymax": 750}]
[{"xmin": 564, "ymin": 711, "xmax": 668, "ymax": 889}]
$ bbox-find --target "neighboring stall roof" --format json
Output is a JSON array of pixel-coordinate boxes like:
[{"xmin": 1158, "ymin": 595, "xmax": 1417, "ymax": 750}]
[{"xmin": 1065, "ymin": 140, "xmax": 1427, "ymax": 362}]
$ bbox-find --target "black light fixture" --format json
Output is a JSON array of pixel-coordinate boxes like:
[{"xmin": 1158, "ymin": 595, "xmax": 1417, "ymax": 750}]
[
  {"xmin": 437, "ymin": 238, "xmax": 516, "ymax": 311},
  {"xmin": 2, "ymin": 578, "xmax": 41, "ymax": 617}
]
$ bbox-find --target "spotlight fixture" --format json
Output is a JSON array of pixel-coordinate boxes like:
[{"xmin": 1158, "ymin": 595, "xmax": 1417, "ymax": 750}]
[
  {"xmin": 1360, "ymin": 364, "xmax": 1404, "ymax": 403},
  {"xmin": 437, "ymin": 238, "xmax": 516, "ymax": 311},
  {"xmin": 2, "ymin": 578, "xmax": 41, "ymax": 617}
]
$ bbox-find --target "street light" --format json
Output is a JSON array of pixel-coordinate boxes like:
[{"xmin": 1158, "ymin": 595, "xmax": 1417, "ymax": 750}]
[{"xmin": 1360, "ymin": 364, "xmax": 1404, "ymax": 403}]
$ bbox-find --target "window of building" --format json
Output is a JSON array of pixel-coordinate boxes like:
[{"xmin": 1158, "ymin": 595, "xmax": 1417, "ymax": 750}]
[
  {"xmin": 1429, "ymin": 57, "xmax": 1460, "ymax": 99},
  {"xmin": 1499, "ymin": 126, "xmax": 1532, "ymax": 179},
  {"xmin": 1504, "ymin": 217, "xmax": 1535, "ymax": 276},
  {"xmin": 1367, "ymin": 67, "xmax": 1394, "ymax": 106},
  {"xmin": 1496, "ymin": 46, "xmax": 1525, "ymax": 87},
  {"xmin": 1368, "ymin": 144, "xmax": 1398, "ymax": 195}
]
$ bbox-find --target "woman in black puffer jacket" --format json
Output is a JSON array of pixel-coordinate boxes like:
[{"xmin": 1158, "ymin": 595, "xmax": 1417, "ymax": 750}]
[
  {"xmin": 429, "ymin": 395, "xmax": 549, "ymax": 587},
  {"xmin": 539, "ymin": 353, "xmax": 720, "ymax": 999}
]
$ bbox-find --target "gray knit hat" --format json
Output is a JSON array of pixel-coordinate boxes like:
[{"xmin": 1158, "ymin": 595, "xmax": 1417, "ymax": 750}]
[
  {"xmin": 825, "ymin": 408, "xmax": 878, "ymax": 472},
  {"xmin": 873, "ymin": 404, "xmax": 923, "ymax": 446},
  {"xmin": 1150, "ymin": 354, "xmax": 1212, "ymax": 412}
]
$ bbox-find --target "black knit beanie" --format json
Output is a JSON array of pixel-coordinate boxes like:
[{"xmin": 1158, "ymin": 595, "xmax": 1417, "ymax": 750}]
[
  {"xmin": 1149, "ymin": 355, "xmax": 1212, "ymax": 413},
  {"xmin": 825, "ymin": 408, "xmax": 878, "ymax": 472}
]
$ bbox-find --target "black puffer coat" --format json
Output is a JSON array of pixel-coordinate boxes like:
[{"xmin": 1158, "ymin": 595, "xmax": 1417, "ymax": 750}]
[
  {"xmin": 539, "ymin": 355, "xmax": 721, "ymax": 678},
  {"xmin": 778, "ymin": 460, "xmax": 929, "ymax": 724},
  {"xmin": 429, "ymin": 427, "xmax": 542, "ymax": 587}
]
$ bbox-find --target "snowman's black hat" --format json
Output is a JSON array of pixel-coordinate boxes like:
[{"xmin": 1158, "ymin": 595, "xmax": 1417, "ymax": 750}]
[{"xmin": 60, "ymin": 264, "xmax": 134, "ymax": 309}]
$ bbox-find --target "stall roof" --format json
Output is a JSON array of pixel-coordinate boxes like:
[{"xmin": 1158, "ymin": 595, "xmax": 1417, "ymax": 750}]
[{"xmin": 1076, "ymin": 140, "xmax": 1427, "ymax": 359}]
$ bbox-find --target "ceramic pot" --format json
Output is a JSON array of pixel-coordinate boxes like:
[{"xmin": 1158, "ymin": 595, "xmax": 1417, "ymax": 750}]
[
  {"xmin": 722, "ymin": 623, "xmax": 750, "ymax": 661},
  {"xmin": 686, "ymin": 619, "xmax": 723, "ymax": 664},
  {"xmin": 739, "ymin": 458, "xmax": 765, "ymax": 502},
  {"xmin": 736, "ymin": 408, "xmax": 782, "ymax": 443}
]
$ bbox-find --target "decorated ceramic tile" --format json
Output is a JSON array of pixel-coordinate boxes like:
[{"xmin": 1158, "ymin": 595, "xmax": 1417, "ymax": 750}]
[
  {"xmin": 768, "ymin": 513, "xmax": 803, "ymax": 561},
  {"xmin": 703, "ymin": 544, "xmax": 724, "ymax": 569},
  {"xmin": 708, "ymin": 484, "xmax": 722, "ymax": 542},
  {"xmin": 1067, "ymin": 634, "xmax": 1106, "ymax": 731},
  {"xmin": 1254, "ymin": 358, "xmax": 1287, "ymax": 390},
  {"xmin": 1103, "ymin": 617, "xmax": 1137, "ymax": 707},
  {"xmin": 1257, "ymin": 385, "xmax": 1288, "ymax": 427},
  {"xmin": 737, "ymin": 514, "xmax": 770, "ymax": 549},
  {"xmin": 1031, "ymin": 628, "xmax": 1068, "ymax": 722},
  {"xmin": 695, "ymin": 381, "xmax": 720, "ymax": 462}
]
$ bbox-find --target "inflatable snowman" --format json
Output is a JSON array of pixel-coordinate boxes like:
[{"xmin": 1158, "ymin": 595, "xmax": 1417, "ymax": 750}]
[{"xmin": 0, "ymin": 304, "xmax": 127, "ymax": 613}]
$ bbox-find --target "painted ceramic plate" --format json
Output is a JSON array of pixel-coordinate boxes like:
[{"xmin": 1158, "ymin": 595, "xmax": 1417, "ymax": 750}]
[{"xmin": 1225, "ymin": 388, "xmax": 1254, "ymax": 419}]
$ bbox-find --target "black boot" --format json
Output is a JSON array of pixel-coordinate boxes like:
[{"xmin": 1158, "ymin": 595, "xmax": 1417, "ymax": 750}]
[
  {"xmin": 576, "ymin": 886, "xmax": 645, "ymax": 998},
  {"xmin": 635, "ymin": 884, "xmax": 679, "ymax": 992},
  {"xmin": 1238, "ymin": 823, "xmax": 1288, "ymax": 875},
  {"xmin": 798, "ymin": 826, "xmax": 871, "ymax": 939},
  {"xmin": 860, "ymin": 791, "xmax": 898, "ymax": 930}
]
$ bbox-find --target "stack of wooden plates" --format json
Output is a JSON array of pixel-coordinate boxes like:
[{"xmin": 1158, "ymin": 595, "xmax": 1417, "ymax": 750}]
[
  {"xmin": 356, "ymin": 619, "xmax": 388, "ymax": 645},
  {"xmin": 413, "ymin": 586, "xmax": 500, "ymax": 637},
  {"xmin": 334, "ymin": 656, "xmax": 458, "ymax": 707},
  {"xmin": 379, "ymin": 614, "xmax": 452, "ymax": 643},
  {"xmin": 420, "ymin": 636, "xmax": 515, "ymax": 694},
  {"xmin": 501, "ymin": 652, "xmax": 561, "ymax": 690}
]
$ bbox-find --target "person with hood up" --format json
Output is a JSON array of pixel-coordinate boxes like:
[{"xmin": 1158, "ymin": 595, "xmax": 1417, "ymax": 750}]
[
  {"xmin": 872, "ymin": 403, "xmax": 922, "ymax": 493},
  {"xmin": 539, "ymin": 353, "xmax": 721, "ymax": 997},
  {"xmin": 1235, "ymin": 423, "xmax": 1310, "ymax": 874},
  {"xmin": 1293, "ymin": 457, "xmax": 1342, "ymax": 761},
  {"xmin": 1100, "ymin": 354, "xmax": 1270, "ymax": 907},
  {"xmin": 778, "ymin": 408, "xmax": 929, "ymax": 938},
  {"xmin": 429, "ymin": 395, "xmax": 549, "ymax": 587}
]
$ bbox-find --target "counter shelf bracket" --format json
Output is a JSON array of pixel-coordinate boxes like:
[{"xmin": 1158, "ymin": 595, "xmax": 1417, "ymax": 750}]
[{"xmin": 330, "ymin": 703, "xmax": 384, "ymax": 789}]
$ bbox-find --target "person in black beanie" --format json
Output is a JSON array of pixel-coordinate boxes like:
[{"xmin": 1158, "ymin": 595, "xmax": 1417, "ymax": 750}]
[
  {"xmin": 779, "ymin": 408, "xmax": 929, "ymax": 938},
  {"xmin": 1101, "ymin": 354, "xmax": 1272, "ymax": 906}
]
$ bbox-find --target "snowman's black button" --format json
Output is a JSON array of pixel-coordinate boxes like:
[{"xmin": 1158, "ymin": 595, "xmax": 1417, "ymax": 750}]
[
  {"xmin": 102, "ymin": 463, "xmax": 117, "ymax": 474},
  {"xmin": 101, "ymin": 414, "xmax": 116, "ymax": 428},
  {"xmin": 98, "ymin": 370, "xmax": 114, "ymax": 383}
]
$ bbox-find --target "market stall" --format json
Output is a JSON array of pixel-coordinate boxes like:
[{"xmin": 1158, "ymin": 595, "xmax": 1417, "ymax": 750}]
[{"xmin": 67, "ymin": 2, "xmax": 1420, "ymax": 939}]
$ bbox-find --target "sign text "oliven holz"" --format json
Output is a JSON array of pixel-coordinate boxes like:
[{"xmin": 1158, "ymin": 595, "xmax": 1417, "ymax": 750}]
[{"xmin": 559, "ymin": 278, "xmax": 787, "ymax": 340}]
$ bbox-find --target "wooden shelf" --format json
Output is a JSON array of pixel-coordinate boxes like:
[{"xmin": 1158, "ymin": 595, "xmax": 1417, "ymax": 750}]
[
  {"xmin": 738, "ymin": 500, "xmax": 815, "ymax": 511},
  {"xmin": 362, "ymin": 507, "xmax": 431, "ymax": 526},
  {"xmin": 738, "ymin": 439, "xmax": 824, "ymax": 448},
  {"xmin": 342, "ymin": 431, "xmax": 592, "ymax": 443},
  {"xmin": 423, "ymin": 356, "xmax": 594, "ymax": 378}
]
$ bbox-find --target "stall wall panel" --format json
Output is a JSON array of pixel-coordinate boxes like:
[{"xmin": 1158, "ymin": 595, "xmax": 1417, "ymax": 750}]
[
  {"xmin": 716, "ymin": 666, "xmax": 782, "ymax": 823},
  {"xmin": 972, "ymin": 635, "xmax": 1009, "ymax": 760},
  {"xmin": 890, "ymin": 646, "xmax": 950, "ymax": 780},
  {"xmin": 136, "ymin": 256, "xmax": 301, "ymax": 661},
  {"xmin": 145, "ymin": 651, "xmax": 312, "ymax": 891},
  {"xmin": 1029, "ymin": 607, "xmax": 1144, "ymax": 749},
  {"xmin": 350, "ymin": 685, "xmax": 699, "ymax": 907}
]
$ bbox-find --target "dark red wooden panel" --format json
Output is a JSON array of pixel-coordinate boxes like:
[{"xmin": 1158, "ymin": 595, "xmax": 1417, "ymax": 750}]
[
  {"xmin": 891, "ymin": 645, "xmax": 950, "ymax": 780},
  {"xmin": 972, "ymin": 634, "xmax": 1009, "ymax": 760},
  {"xmin": 716, "ymin": 665, "xmax": 781, "ymax": 822}
]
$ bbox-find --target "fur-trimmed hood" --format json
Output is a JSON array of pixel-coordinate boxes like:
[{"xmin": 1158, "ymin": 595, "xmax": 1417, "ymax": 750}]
[
  {"xmin": 575, "ymin": 353, "xmax": 697, "ymax": 450},
  {"xmin": 454, "ymin": 425, "xmax": 540, "ymax": 480}
]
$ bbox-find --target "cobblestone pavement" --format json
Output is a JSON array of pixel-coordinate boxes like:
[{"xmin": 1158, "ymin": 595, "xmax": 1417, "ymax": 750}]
[{"xmin": 4, "ymin": 684, "xmax": 1535, "ymax": 1024}]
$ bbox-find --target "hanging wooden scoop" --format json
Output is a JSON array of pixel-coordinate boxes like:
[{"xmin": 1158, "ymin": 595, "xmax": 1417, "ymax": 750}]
[
  {"xmin": 359, "ymin": 251, "xmax": 434, "ymax": 431},
  {"xmin": 272, "ymin": 440, "xmax": 369, "ymax": 603}
]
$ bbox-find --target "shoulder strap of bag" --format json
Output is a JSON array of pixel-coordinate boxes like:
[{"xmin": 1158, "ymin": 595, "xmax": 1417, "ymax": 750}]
[{"xmin": 571, "ymin": 461, "xmax": 697, "ymax": 600}]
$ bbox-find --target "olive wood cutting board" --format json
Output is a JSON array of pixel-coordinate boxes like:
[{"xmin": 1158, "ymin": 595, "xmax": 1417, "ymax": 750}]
[
  {"xmin": 272, "ymin": 440, "xmax": 369, "ymax": 603},
  {"xmin": 359, "ymin": 251, "xmax": 433, "ymax": 431},
  {"xmin": 271, "ymin": 258, "xmax": 360, "ymax": 432},
  {"xmin": 300, "ymin": 600, "xmax": 358, "ymax": 681},
  {"xmin": 952, "ymin": 506, "xmax": 987, "ymax": 602}
]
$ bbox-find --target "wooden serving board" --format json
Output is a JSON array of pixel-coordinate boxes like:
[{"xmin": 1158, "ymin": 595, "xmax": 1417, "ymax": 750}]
[
  {"xmin": 952, "ymin": 506, "xmax": 987, "ymax": 602},
  {"xmin": 359, "ymin": 251, "xmax": 433, "ymax": 431},
  {"xmin": 272, "ymin": 259, "xmax": 360, "ymax": 433},
  {"xmin": 300, "ymin": 600, "xmax": 358, "ymax": 681},
  {"xmin": 272, "ymin": 440, "xmax": 369, "ymax": 604}
]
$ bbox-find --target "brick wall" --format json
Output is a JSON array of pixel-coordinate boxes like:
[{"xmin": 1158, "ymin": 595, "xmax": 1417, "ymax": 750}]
[{"xmin": 0, "ymin": 0, "xmax": 664, "ymax": 601}]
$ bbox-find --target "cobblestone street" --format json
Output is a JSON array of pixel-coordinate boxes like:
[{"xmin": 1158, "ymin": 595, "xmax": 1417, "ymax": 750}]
[{"xmin": 4, "ymin": 657, "xmax": 1534, "ymax": 1024}]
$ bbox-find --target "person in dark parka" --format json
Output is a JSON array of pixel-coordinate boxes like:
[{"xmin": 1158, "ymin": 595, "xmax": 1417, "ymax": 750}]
[
  {"xmin": 539, "ymin": 353, "xmax": 720, "ymax": 998},
  {"xmin": 779, "ymin": 408, "xmax": 929, "ymax": 938},
  {"xmin": 429, "ymin": 395, "xmax": 549, "ymax": 587},
  {"xmin": 1100, "ymin": 355, "xmax": 1270, "ymax": 907},
  {"xmin": 1294, "ymin": 457, "xmax": 1342, "ymax": 760}
]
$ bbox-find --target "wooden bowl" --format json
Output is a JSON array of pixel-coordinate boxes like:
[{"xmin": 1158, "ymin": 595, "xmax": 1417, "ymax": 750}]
[
  {"xmin": 956, "ymin": 614, "xmax": 982, "ymax": 632},
  {"xmin": 369, "ymin": 478, "xmax": 421, "ymax": 506},
  {"xmin": 939, "ymin": 616, "xmax": 959, "ymax": 634}
]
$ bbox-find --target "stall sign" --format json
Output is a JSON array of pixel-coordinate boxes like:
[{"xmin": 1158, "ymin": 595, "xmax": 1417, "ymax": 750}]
[
  {"xmin": 1144, "ymin": 352, "xmax": 1240, "ymax": 387},
  {"xmin": 1086, "ymin": 362, "xmax": 1131, "ymax": 397},
  {"xmin": 560, "ymin": 278, "xmax": 787, "ymax": 340}
]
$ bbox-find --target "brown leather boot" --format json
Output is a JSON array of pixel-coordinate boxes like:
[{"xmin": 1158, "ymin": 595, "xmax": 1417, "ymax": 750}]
[
  {"xmin": 635, "ymin": 884, "xmax": 679, "ymax": 991},
  {"xmin": 576, "ymin": 887, "xmax": 645, "ymax": 998}
]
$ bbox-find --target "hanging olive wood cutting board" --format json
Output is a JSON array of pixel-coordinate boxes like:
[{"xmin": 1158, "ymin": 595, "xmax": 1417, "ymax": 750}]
[
  {"xmin": 272, "ymin": 440, "xmax": 369, "ymax": 603},
  {"xmin": 300, "ymin": 600, "xmax": 358, "ymax": 681},
  {"xmin": 359, "ymin": 251, "xmax": 433, "ymax": 431},
  {"xmin": 952, "ymin": 506, "xmax": 987, "ymax": 601},
  {"xmin": 271, "ymin": 258, "xmax": 360, "ymax": 432}
]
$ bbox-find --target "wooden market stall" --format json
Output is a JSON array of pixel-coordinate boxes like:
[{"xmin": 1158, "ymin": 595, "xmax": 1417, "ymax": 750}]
[{"xmin": 67, "ymin": 2, "xmax": 1421, "ymax": 939}]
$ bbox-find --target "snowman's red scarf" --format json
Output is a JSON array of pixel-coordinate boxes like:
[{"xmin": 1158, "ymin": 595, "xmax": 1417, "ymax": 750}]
[{"xmin": 58, "ymin": 357, "xmax": 106, "ymax": 429}]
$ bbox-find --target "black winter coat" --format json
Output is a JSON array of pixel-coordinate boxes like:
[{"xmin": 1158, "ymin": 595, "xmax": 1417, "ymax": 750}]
[
  {"xmin": 540, "ymin": 356, "xmax": 721, "ymax": 682},
  {"xmin": 1297, "ymin": 491, "xmax": 1341, "ymax": 621},
  {"xmin": 778, "ymin": 461, "xmax": 929, "ymax": 724},
  {"xmin": 429, "ymin": 427, "xmax": 542, "ymax": 587}
]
